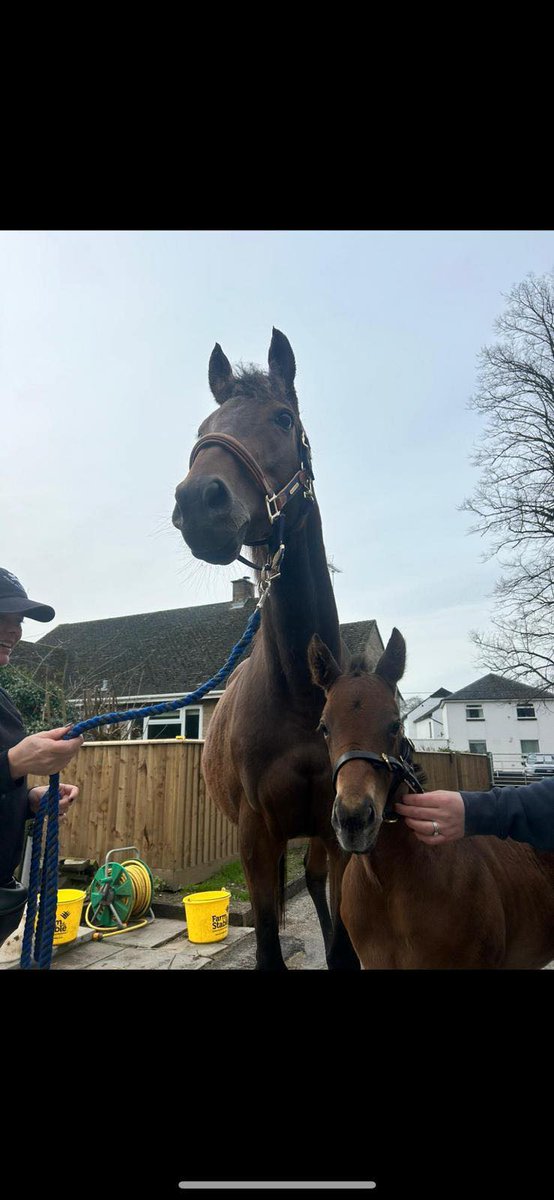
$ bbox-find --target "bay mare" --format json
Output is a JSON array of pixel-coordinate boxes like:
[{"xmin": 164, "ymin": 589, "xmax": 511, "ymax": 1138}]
[
  {"xmin": 172, "ymin": 330, "xmax": 358, "ymax": 969},
  {"xmin": 308, "ymin": 628, "xmax": 554, "ymax": 968}
]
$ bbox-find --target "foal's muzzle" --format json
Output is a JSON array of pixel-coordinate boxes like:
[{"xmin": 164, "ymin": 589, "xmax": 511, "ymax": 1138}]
[{"xmin": 331, "ymin": 794, "xmax": 377, "ymax": 854}]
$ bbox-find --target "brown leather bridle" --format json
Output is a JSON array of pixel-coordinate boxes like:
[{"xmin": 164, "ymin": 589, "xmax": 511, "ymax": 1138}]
[{"xmin": 188, "ymin": 427, "xmax": 315, "ymax": 528}]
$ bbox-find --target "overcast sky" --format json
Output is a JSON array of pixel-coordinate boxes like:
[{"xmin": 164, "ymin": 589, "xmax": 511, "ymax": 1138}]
[{"xmin": 1, "ymin": 229, "xmax": 553, "ymax": 699}]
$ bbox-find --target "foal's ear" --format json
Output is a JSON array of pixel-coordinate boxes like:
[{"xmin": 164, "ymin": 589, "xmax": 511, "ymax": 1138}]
[
  {"xmin": 268, "ymin": 328, "xmax": 297, "ymax": 393},
  {"xmin": 209, "ymin": 343, "xmax": 234, "ymax": 404},
  {"xmin": 375, "ymin": 628, "xmax": 406, "ymax": 691},
  {"xmin": 308, "ymin": 633, "xmax": 342, "ymax": 692}
]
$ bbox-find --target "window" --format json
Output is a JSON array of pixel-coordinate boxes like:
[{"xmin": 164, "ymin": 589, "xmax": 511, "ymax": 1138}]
[
  {"xmin": 521, "ymin": 740, "xmax": 539, "ymax": 755},
  {"xmin": 145, "ymin": 719, "xmax": 180, "ymax": 740},
  {"xmin": 465, "ymin": 705, "xmax": 484, "ymax": 721},
  {"xmin": 184, "ymin": 709, "xmax": 200, "ymax": 739},
  {"xmin": 517, "ymin": 704, "xmax": 536, "ymax": 720},
  {"xmin": 143, "ymin": 707, "xmax": 202, "ymax": 740},
  {"xmin": 469, "ymin": 741, "xmax": 487, "ymax": 754}
]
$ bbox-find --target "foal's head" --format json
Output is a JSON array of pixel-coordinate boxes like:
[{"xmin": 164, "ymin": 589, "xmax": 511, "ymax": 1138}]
[
  {"xmin": 309, "ymin": 628, "xmax": 407, "ymax": 854},
  {"xmin": 173, "ymin": 329, "xmax": 311, "ymax": 565}
]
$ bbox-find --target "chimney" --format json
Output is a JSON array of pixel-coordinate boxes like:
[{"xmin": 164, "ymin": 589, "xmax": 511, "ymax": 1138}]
[{"xmin": 231, "ymin": 577, "xmax": 255, "ymax": 606}]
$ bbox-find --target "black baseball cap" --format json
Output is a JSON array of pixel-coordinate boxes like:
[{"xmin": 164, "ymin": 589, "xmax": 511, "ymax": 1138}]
[{"xmin": 0, "ymin": 568, "xmax": 55, "ymax": 622}]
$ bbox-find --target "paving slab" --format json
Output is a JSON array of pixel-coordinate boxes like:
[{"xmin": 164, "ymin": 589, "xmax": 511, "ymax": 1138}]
[{"xmin": 109, "ymin": 918, "xmax": 189, "ymax": 949}]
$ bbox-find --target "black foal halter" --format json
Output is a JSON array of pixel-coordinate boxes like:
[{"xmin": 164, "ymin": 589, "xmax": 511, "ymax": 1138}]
[{"xmin": 332, "ymin": 740, "xmax": 424, "ymax": 824}]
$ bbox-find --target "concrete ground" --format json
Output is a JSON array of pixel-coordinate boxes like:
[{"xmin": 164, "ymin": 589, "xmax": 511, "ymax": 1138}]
[
  {"xmin": 2, "ymin": 883, "xmax": 552, "ymax": 969},
  {"xmin": 0, "ymin": 883, "xmax": 328, "ymax": 970}
]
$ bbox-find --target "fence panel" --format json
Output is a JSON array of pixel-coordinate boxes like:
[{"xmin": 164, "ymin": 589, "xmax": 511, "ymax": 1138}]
[
  {"xmin": 412, "ymin": 750, "xmax": 492, "ymax": 792},
  {"xmin": 28, "ymin": 739, "xmax": 239, "ymax": 888}
]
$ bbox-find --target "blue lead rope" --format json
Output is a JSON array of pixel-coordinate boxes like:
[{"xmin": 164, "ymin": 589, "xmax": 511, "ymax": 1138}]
[{"xmin": 20, "ymin": 605, "xmax": 262, "ymax": 969}]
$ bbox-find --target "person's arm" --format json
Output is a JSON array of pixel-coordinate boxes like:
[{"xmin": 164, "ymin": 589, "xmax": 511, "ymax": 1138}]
[
  {"xmin": 0, "ymin": 750, "xmax": 24, "ymax": 792},
  {"xmin": 6, "ymin": 726, "xmax": 84, "ymax": 778},
  {"xmin": 462, "ymin": 776, "xmax": 554, "ymax": 851},
  {"xmin": 395, "ymin": 776, "xmax": 554, "ymax": 851}
]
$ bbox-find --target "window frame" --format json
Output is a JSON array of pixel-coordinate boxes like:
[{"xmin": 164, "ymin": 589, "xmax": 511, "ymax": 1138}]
[
  {"xmin": 516, "ymin": 703, "xmax": 536, "ymax": 720},
  {"xmin": 142, "ymin": 705, "xmax": 203, "ymax": 740}
]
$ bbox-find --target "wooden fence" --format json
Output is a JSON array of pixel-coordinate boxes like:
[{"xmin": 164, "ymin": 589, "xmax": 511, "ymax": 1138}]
[
  {"xmin": 29, "ymin": 740, "xmax": 239, "ymax": 889},
  {"xmin": 29, "ymin": 743, "xmax": 492, "ymax": 887},
  {"xmin": 415, "ymin": 750, "xmax": 492, "ymax": 792}
]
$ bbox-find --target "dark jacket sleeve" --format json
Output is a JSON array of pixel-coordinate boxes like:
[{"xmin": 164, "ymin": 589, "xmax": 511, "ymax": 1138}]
[
  {"xmin": 461, "ymin": 777, "xmax": 554, "ymax": 851},
  {"xmin": 0, "ymin": 749, "xmax": 24, "ymax": 792}
]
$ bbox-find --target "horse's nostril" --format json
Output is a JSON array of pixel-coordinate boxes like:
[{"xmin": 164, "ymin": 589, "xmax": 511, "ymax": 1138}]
[
  {"xmin": 203, "ymin": 479, "xmax": 229, "ymax": 511},
  {"xmin": 172, "ymin": 503, "xmax": 183, "ymax": 530}
]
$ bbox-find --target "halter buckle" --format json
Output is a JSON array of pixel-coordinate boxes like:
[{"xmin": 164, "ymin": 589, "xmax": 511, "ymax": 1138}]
[
  {"xmin": 303, "ymin": 476, "xmax": 315, "ymax": 503},
  {"xmin": 257, "ymin": 544, "xmax": 286, "ymax": 607},
  {"xmin": 265, "ymin": 493, "xmax": 281, "ymax": 523}
]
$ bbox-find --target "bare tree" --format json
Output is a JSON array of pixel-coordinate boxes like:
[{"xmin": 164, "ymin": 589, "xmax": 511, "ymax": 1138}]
[
  {"xmin": 399, "ymin": 695, "xmax": 425, "ymax": 718},
  {"xmin": 462, "ymin": 270, "xmax": 554, "ymax": 688}
]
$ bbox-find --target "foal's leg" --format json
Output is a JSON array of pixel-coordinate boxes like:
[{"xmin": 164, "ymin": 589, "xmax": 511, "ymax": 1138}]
[
  {"xmin": 303, "ymin": 837, "xmax": 333, "ymax": 954},
  {"xmin": 325, "ymin": 843, "xmax": 361, "ymax": 971},
  {"xmin": 239, "ymin": 802, "xmax": 287, "ymax": 971}
]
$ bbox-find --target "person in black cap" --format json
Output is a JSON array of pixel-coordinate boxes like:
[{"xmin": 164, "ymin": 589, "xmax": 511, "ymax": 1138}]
[{"xmin": 0, "ymin": 568, "xmax": 84, "ymax": 944}]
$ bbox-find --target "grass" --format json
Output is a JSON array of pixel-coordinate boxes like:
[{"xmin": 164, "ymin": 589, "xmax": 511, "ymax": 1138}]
[{"xmin": 173, "ymin": 842, "xmax": 309, "ymax": 904}]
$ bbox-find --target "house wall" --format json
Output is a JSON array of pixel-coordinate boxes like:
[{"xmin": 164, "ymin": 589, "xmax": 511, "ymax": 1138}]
[
  {"xmin": 410, "ymin": 711, "xmax": 445, "ymax": 741},
  {"xmin": 201, "ymin": 699, "xmax": 218, "ymax": 736},
  {"xmin": 442, "ymin": 699, "xmax": 554, "ymax": 769}
]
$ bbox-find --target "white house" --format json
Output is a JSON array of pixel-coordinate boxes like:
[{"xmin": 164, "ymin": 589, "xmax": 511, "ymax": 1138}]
[{"xmin": 406, "ymin": 673, "xmax": 554, "ymax": 771}]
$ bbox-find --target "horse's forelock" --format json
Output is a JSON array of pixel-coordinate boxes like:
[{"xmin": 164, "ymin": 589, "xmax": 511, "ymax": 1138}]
[
  {"xmin": 233, "ymin": 366, "xmax": 277, "ymax": 400},
  {"xmin": 234, "ymin": 364, "xmax": 297, "ymax": 408},
  {"xmin": 347, "ymin": 652, "xmax": 372, "ymax": 677}
]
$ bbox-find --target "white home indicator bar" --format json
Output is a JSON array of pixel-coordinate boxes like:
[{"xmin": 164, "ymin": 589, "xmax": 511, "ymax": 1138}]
[{"xmin": 179, "ymin": 1185, "xmax": 376, "ymax": 1191}]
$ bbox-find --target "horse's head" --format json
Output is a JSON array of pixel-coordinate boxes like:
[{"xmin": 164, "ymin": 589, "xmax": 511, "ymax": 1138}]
[
  {"xmin": 308, "ymin": 628, "xmax": 407, "ymax": 854},
  {"xmin": 172, "ymin": 329, "xmax": 312, "ymax": 565}
]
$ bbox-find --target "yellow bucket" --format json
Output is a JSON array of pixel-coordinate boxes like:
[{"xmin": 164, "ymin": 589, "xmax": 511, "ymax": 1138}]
[
  {"xmin": 182, "ymin": 889, "xmax": 231, "ymax": 943},
  {"xmin": 36, "ymin": 889, "xmax": 86, "ymax": 945}
]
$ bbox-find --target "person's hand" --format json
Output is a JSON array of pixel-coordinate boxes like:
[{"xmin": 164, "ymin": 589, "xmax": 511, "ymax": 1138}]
[
  {"xmin": 28, "ymin": 782, "xmax": 80, "ymax": 819},
  {"xmin": 7, "ymin": 726, "xmax": 84, "ymax": 779},
  {"xmin": 394, "ymin": 789, "xmax": 466, "ymax": 844}
]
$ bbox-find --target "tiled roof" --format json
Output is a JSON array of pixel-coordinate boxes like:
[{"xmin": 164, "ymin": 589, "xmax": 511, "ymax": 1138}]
[
  {"xmin": 442, "ymin": 673, "xmax": 554, "ymax": 703},
  {"xmin": 11, "ymin": 606, "xmax": 382, "ymax": 699}
]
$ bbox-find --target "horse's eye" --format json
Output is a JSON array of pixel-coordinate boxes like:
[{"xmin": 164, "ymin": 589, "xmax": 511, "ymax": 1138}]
[
  {"xmin": 389, "ymin": 721, "xmax": 401, "ymax": 736},
  {"xmin": 276, "ymin": 411, "xmax": 294, "ymax": 431},
  {"xmin": 317, "ymin": 720, "xmax": 329, "ymax": 738}
]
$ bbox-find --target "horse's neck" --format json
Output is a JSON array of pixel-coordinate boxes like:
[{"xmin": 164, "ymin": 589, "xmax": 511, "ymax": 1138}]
[
  {"xmin": 261, "ymin": 502, "xmax": 341, "ymax": 696},
  {"xmin": 365, "ymin": 818, "xmax": 429, "ymax": 884}
]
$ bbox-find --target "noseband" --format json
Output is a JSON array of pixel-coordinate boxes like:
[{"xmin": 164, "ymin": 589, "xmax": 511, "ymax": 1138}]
[
  {"xmin": 332, "ymin": 741, "xmax": 424, "ymax": 823},
  {"xmin": 189, "ymin": 427, "xmax": 314, "ymax": 527}
]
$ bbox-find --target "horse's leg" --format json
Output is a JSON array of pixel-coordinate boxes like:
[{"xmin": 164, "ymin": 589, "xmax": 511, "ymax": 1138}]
[
  {"xmin": 239, "ymin": 802, "xmax": 287, "ymax": 971},
  {"xmin": 303, "ymin": 837, "xmax": 333, "ymax": 954},
  {"xmin": 325, "ymin": 844, "xmax": 361, "ymax": 971}
]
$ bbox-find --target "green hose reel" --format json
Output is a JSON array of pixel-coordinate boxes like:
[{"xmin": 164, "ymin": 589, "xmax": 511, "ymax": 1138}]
[
  {"xmin": 89, "ymin": 861, "xmax": 135, "ymax": 927},
  {"xmin": 87, "ymin": 848, "xmax": 155, "ymax": 930}
]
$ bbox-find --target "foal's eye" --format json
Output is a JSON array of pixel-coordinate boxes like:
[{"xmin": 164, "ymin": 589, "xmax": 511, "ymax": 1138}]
[
  {"xmin": 317, "ymin": 720, "xmax": 329, "ymax": 738},
  {"xmin": 275, "ymin": 410, "xmax": 294, "ymax": 431}
]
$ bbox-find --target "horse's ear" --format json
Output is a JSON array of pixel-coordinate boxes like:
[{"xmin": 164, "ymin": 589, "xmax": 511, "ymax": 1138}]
[
  {"xmin": 268, "ymin": 328, "xmax": 297, "ymax": 393},
  {"xmin": 209, "ymin": 343, "xmax": 234, "ymax": 404},
  {"xmin": 374, "ymin": 628, "xmax": 406, "ymax": 691},
  {"xmin": 308, "ymin": 633, "xmax": 342, "ymax": 693}
]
